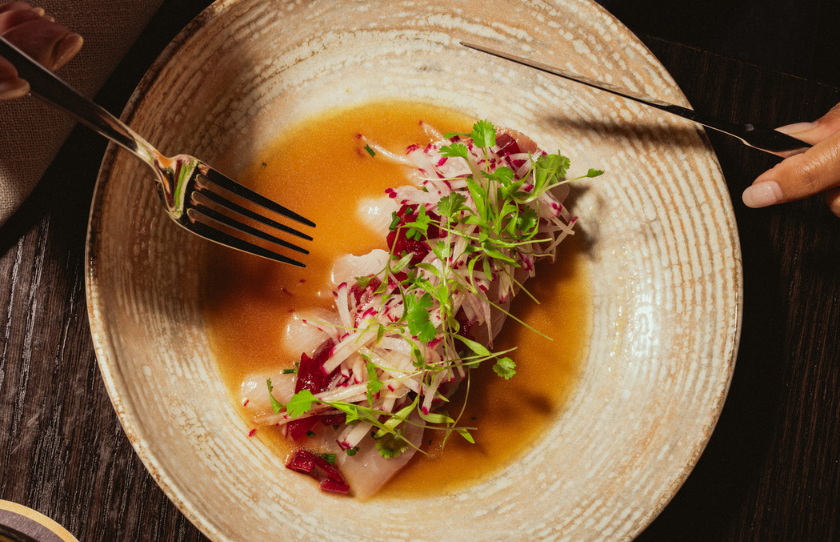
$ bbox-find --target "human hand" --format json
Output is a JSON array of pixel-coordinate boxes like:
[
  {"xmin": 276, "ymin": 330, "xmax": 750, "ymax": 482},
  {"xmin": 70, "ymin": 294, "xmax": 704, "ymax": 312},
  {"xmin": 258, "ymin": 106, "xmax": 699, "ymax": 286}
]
[
  {"xmin": 0, "ymin": 1, "xmax": 82, "ymax": 100},
  {"xmin": 742, "ymin": 103, "xmax": 840, "ymax": 217}
]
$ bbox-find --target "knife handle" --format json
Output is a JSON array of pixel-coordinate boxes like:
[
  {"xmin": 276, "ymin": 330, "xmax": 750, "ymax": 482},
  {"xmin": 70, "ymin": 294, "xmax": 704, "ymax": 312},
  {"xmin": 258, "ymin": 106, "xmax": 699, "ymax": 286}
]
[{"xmin": 656, "ymin": 103, "xmax": 811, "ymax": 155}]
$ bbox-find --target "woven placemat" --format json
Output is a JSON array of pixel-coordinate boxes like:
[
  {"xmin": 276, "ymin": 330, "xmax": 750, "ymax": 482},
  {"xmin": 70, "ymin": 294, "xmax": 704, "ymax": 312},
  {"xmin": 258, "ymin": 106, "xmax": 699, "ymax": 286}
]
[{"xmin": 0, "ymin": 0, "xmax": 164, "ymax": 227}]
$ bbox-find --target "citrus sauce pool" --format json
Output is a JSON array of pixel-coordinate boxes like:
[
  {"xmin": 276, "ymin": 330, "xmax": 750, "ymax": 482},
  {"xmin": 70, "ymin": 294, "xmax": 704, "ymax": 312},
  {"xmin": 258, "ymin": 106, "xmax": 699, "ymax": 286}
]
[{"xmin": 203, "ymin": 100, "xmax": 591, "ymax": 498}]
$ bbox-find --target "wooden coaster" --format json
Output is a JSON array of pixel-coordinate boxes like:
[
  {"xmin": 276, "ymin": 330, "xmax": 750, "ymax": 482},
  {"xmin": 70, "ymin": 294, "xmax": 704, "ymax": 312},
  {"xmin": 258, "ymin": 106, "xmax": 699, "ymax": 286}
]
[{"xmin": 0, "ymin": 501, "xmax": 77, "ymax": 542}]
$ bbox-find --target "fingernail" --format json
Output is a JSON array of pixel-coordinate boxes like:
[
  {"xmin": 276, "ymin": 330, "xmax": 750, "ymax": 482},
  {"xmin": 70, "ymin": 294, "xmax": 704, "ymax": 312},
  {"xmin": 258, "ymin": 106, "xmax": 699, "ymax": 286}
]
[
  {"xmin": 54, "ymin": 33, "xmax": 83, "ymax": 68},
  {"xmin": 776, "ymin": 121, "xmax": 818, "ymax": 134},
  {"xmin": 742, "ymin": 181, "xmax": 783, "ymax": 208},
  {"xmin": 0, "ymin": 78, "xmax": 29, "ymax": 100}
]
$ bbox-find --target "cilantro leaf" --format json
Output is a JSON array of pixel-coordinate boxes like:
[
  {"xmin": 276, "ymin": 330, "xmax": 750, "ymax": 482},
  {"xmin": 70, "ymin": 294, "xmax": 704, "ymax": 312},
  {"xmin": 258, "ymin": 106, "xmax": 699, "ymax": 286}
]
[
  {"xmin": 533, "ymin": 153, "xmax": 570, "ymax": 194},
  {"xmin": 439, "ymin": 143, "xmax": 469, "ymax": 159},
  {"xmin": 355, "ymin": 275, "xmax": 373, "ymax": 289},
  {"xmin": 437, "ymin": 192, "xmax": 466, "ymax": 218},
  {"xmin": 366, "ymin": 361, "xmax": 383, "ymax": 405},
  {"xmin": 405, "ymin": 204, "xmax": 431, "ymax": 240},
  {"xmin": 432, "ymin": 241, "xmax": 449, "ymax": 262},
  {"xmin": 493, "ymin": 357, "xmax": 516, "ymax": 379},
  {"xmin": 586, "ymin": 168, "xmax": 604, "ymax": 177},
  {"xmin": 404, "ymin": 292, "xmax": 437, "ymax": 342},
  {"xmin": 484, "ymin": 166, "xmax": 514, "ymax": 186},
  {"xmin": 514, "ymin": 207, "xmax": 539, "ymax": 233},
  {"xmin": 470, "ymin": 120, "xmax": 497, "ymax": 148},
  {"xmin": 332, "ymin": 402, "xmax": 360, "ymax": 424},
  {"xmin": 266, "ymin": 379, "xmax": 285, "ymax": 415},
  {"xmin": 286, "ymin": 390, "xmax": 317, "ymax": 418}
]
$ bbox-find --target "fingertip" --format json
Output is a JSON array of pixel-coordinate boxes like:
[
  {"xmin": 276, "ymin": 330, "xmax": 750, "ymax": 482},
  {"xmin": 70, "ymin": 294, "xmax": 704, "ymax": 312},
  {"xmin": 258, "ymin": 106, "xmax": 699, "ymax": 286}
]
[
  {"xmin": 742, "ymin": 180, "xmax": 783, "ymax": 208},
  {"xmin": 53, "ymin": 33, "xmax": 83, "ymax": 69},
  {"xmin": 825, "ymin": 187, "xmax": 840, "ymax": 218},
  {"xmin": 775, "ymin": 102, "xmax": 840, "ymax": 144},
  {"xmin": 776, "ymin": 121, "xmax": 818, "ymax": 135},
  {"xmin": 0, "ymin": 77, "xmax": 30, "ymax": 100}
]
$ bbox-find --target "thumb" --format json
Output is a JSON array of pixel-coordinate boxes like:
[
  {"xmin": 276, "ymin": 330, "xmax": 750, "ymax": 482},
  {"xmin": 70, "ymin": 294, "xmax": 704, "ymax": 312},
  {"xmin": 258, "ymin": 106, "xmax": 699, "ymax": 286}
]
[
  {"xmin": 742, "ymin": 129, "xmax": 840, "ymax": 215},
  {"xmin": 742, "ymin": 103, "xmax": 840, "ymax": 217}
]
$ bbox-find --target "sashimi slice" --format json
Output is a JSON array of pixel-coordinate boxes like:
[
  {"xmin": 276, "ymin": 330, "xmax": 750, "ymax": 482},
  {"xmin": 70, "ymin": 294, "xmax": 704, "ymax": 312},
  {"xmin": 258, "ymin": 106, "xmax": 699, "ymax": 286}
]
[
  {"xmin": 356, "ymin": 195, "xmax": 400, "ymax": 237},
  {"xmin": 241, "ymin": 372, "xmax": 295, "ymax": 418},
  {"xmin": 281, "ymin": 308, "xmax": 341, "ymax": 360},
  {"xmin": 334, "ymin": 413, "xmax": 426, "ymax": 499},
  {"xmin": 330, "ymin": 249, "xmax": 391, "ymax": 288}
]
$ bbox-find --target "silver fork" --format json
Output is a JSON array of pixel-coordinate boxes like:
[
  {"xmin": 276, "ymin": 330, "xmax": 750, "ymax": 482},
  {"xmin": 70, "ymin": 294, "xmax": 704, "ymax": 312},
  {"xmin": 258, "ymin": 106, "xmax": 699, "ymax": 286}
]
[{"xmin": 0, "ymin": 35, "xmax": 313, "ymax": 267}]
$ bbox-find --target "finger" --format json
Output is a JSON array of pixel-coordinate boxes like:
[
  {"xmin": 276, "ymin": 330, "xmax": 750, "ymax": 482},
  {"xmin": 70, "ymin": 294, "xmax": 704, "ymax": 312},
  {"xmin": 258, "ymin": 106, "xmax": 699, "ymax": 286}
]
[
  {"xmin": 0, "ymin": 2, "xmax": 33, "ymax": 14},
  {"xmin": 0, "ymin": 76, "xmax": 29, "ymax": 99},
  {"xmin": 51, "ymin": 32, "xmax": 82, "ymax": 69},
  {"xmin": 0, "ymin": 5, "xmax": 40, "ymax": 33},
  {"xmin": 742, "ymin": 130, "xmax": 840, "ymax": 208},
  {"xmin": 825, "ymin": 187, "xmax": 840, "ymax": 218},
  {"xmin": 775, "ymin": 102, "xmax": 840, "ymax": 145},
  {"xmin": 2, "ymin": 18, "xmax": 72, "ymax": 69}
]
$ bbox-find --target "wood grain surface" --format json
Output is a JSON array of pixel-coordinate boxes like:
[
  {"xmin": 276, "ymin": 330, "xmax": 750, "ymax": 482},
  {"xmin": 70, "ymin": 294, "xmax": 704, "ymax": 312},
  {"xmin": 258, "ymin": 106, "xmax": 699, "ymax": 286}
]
[{"xmin": 1, "ymin": 1, "xmax": 838, "ymax": 541}]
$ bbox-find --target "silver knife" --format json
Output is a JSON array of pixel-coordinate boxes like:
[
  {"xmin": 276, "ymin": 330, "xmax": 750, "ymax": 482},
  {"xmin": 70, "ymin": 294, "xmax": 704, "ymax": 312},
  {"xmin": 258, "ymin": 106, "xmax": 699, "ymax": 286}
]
[{"xmin": 461, "ymin": 41, "xmax": 810, "ymax": 156}]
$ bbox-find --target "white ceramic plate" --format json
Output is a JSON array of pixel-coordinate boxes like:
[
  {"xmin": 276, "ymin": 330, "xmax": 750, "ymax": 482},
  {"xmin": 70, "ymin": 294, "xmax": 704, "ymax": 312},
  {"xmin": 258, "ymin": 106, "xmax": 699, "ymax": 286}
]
[{"xmin": 86, "ymin": 0, "xmax": 741, "ymax": 540}]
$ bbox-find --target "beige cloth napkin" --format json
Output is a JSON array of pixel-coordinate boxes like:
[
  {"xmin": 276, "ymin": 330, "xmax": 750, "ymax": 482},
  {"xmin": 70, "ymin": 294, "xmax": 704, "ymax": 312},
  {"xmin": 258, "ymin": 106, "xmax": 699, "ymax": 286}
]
[{"xmin": 0, "ymin": 0, "xmax": 164, "ymax": 227}]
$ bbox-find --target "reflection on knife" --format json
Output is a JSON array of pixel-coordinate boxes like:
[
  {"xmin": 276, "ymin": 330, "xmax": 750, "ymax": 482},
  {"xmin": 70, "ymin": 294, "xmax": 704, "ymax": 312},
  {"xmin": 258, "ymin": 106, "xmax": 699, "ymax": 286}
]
[{"xmin": 461, "ymin": 41, "xmax": 810, "ymax": 156}]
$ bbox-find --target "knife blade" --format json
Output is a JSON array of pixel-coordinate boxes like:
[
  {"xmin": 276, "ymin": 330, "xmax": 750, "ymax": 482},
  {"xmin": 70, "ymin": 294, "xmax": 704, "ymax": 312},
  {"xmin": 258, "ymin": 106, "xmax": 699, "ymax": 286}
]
[{"xmin": 460, "ymin": 41, "xmax": 810, "ymax": 156}]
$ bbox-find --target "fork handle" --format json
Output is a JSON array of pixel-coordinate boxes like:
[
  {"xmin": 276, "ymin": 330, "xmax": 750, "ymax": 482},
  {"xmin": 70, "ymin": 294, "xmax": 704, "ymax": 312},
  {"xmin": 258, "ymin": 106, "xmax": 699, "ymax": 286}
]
[{"xmin": 0, "ymin": 35, "xmax": 157, "ymax": 164}]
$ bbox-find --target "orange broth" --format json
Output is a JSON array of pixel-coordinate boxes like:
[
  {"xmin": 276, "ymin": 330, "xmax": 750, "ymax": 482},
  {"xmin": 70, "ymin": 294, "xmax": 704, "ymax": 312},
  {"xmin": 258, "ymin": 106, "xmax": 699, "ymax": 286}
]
[{"xmin": 202, "ymin": 100, "xmax": 590, "ymax": 497}]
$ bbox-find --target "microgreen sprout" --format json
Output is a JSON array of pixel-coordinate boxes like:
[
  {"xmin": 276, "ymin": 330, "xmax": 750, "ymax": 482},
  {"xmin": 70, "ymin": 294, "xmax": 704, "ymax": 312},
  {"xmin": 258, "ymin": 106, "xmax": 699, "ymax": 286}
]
[{"xmin": 259, "ymin": 120, "xmax": 600, "ymax": 462}]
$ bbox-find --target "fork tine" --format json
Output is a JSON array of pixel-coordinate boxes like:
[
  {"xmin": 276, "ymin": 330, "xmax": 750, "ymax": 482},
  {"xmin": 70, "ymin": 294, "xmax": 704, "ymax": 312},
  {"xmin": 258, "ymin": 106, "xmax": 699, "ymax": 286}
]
[
  {"xmin": 188, "ymin": 204, "xmax": 309, "ymax": 255},
  {"xmin": 187, "ymin": 220, "xmax": 305, "ymax": 267},
  {"xmin": 194, "ymin": 186, "xmax": 313, "ymax": 241},
  {"xmin": 201, "ymin": 168, "xmax": 316, "ymax": 228}
]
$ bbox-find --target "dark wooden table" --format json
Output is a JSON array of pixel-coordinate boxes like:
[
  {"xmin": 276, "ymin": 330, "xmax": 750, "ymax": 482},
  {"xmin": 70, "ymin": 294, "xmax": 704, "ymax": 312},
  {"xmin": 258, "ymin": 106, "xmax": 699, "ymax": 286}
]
[{"xmin": 2, "ymin": 1, "xmax": 838, "ymax": 541}]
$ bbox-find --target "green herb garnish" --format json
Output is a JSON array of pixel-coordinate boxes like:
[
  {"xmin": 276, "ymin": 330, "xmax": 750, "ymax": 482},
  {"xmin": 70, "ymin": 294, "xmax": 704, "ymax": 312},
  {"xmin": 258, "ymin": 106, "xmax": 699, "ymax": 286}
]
[
  {"xmin": 318, "ymin": 453, "xmax": 337, "ymax": 464},
  {"xmin": 265, "ymin": 120, "xmax": 600, "ymax": 460},
  {"xmin": 266, "ymin": 379, "xmax": 284, "ymax": 415}
]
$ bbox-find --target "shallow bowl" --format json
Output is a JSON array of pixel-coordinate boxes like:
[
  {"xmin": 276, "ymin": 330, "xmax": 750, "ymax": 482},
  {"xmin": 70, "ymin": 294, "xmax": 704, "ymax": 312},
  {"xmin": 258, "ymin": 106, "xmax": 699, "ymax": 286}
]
[{"xmin": 86, "ymin": 0, "xmax": 742, "ymax": 540}]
